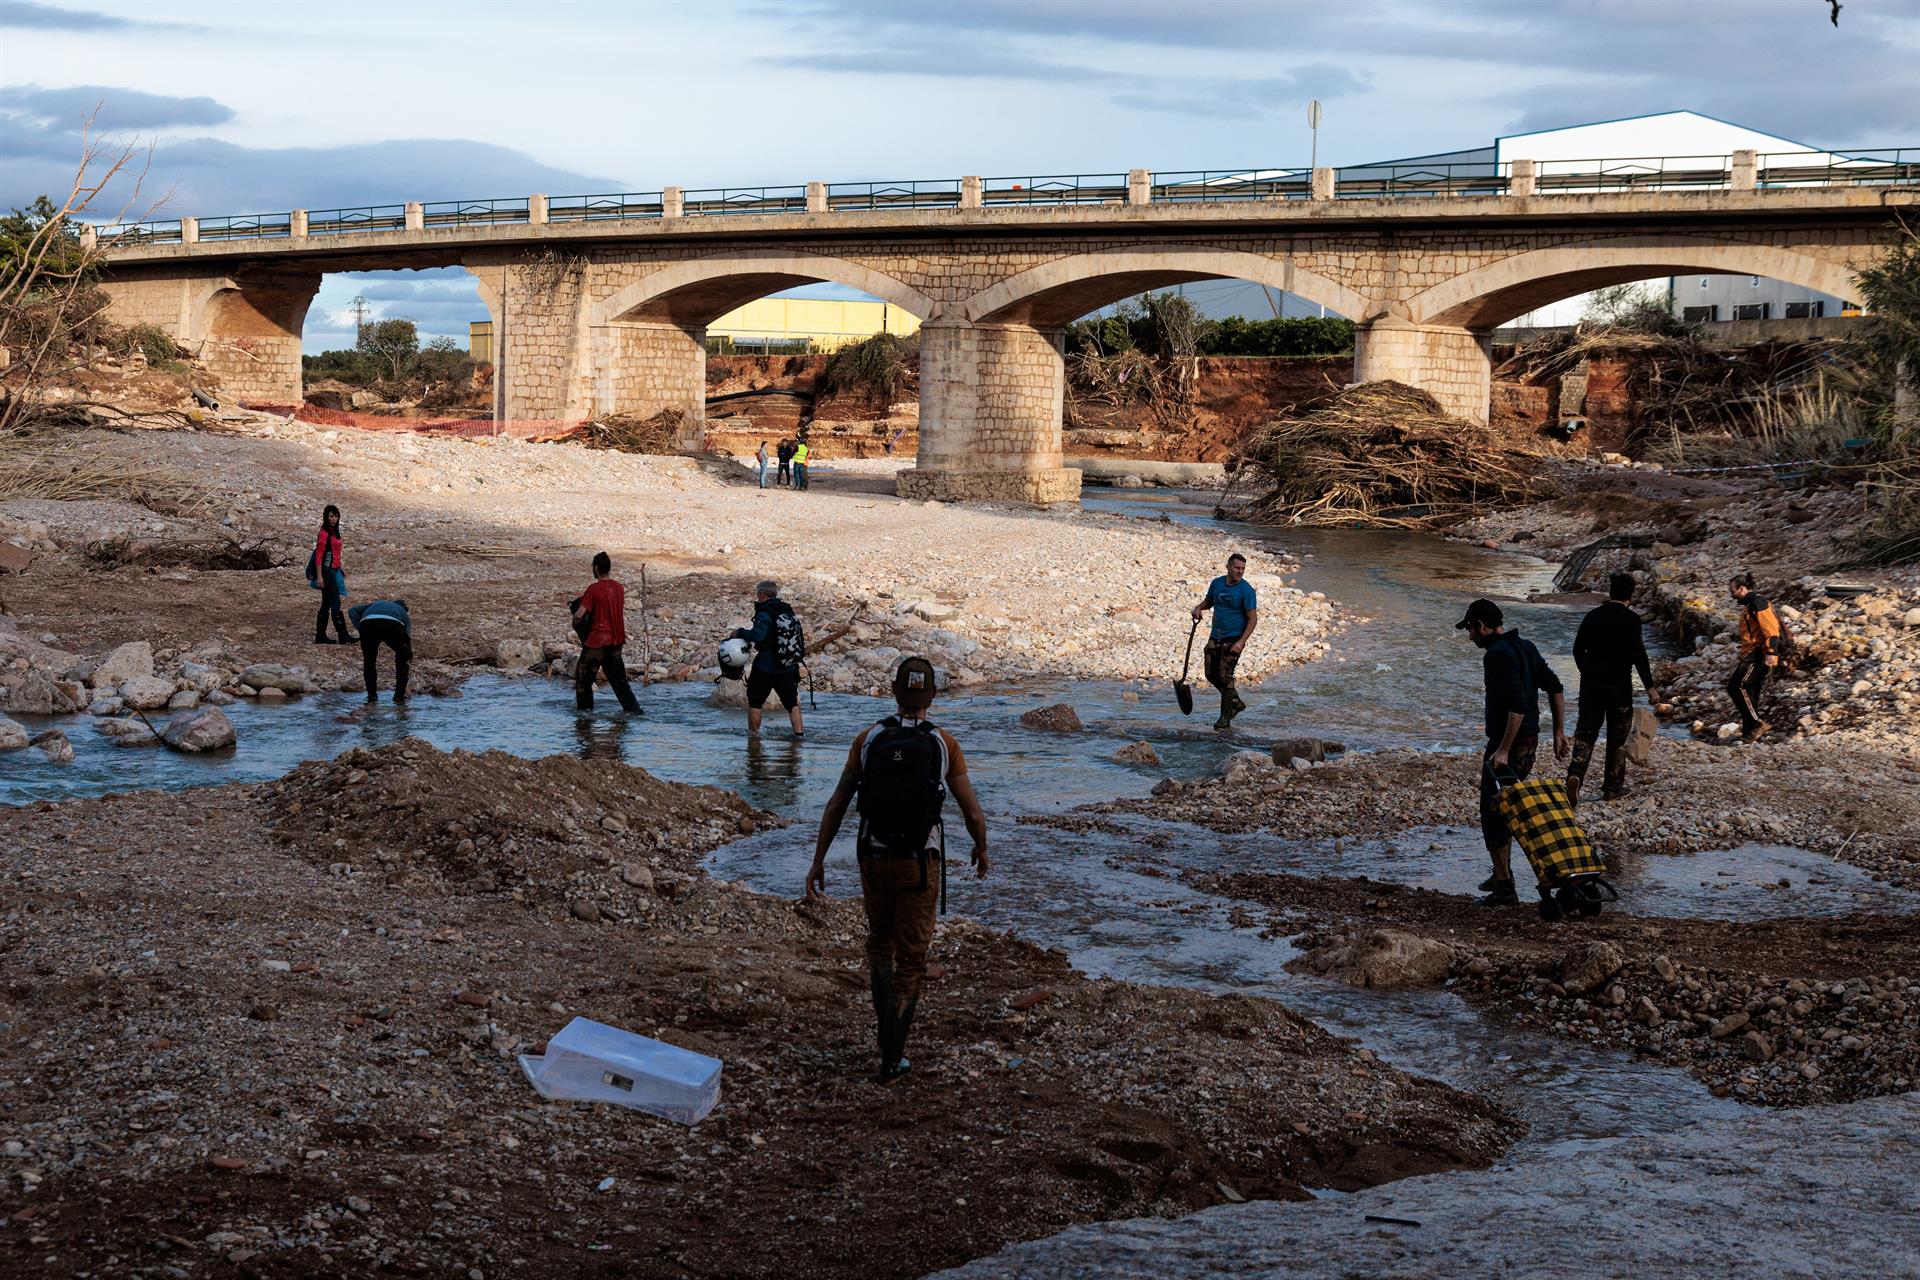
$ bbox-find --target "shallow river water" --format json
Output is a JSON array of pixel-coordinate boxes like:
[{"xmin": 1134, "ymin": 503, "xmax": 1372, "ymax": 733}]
[{"xmin": 6, "ymin": 492, "xmax": 1915, "ymax": 1160}]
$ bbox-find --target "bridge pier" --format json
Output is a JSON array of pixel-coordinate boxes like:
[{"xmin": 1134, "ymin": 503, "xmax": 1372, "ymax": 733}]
[
  {"xmin": 898, "ymin": 316, "xmax": 1081, "ymax": 504},
  {"xmin": 586, "ymin": 321, "xmax": 707, "ymax": 447},
  {"xmin": 1351, "ymin": 317, "xmax": 1493, "ymax": 424},
  {"xmin": 97, "ymin": 269, "xmax": 318, "ymax": 407}
]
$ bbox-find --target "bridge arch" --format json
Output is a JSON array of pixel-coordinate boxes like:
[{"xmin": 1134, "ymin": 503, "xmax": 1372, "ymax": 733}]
[
  {"xmin": 1409, "ymin": 236, "xmax": 1863, "ymax": 330},
  {"xmin": 962, "ymin": 247, "xmax": 1372, "ymax": 327},
  {"xmin": 589, "ymin": 250, "xmax": 935, "ymax": 327}
]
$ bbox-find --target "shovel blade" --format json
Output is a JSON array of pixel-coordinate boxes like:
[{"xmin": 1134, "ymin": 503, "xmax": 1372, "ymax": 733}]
[{"xmin": 1175, "ymin": 681, "xmax": 1194, "ymax": 715}]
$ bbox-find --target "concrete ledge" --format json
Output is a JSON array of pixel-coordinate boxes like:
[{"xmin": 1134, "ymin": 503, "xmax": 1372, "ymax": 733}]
[
  {"xmin": 1069, "ymin": 457, "xmax": 1226, "ymax": 487},
  {"xmin": 897, "ymin": 467, "xmax": 1083, "ymax": 505}
]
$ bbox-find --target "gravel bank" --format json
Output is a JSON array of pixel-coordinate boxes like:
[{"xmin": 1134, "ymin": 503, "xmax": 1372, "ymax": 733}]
[{"xmin": 0, "ymin": 424, "xmax": 1333, "ymax": 706}]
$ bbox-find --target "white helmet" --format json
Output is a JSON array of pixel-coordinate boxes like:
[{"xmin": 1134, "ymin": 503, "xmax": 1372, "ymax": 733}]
[{"xmin": 717, "ymin": 637, "xmax": 752, "ymax": 678}]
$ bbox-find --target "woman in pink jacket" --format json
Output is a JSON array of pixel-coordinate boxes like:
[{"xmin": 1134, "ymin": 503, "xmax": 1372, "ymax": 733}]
[{"xmin": 312, "ymin": 504, "xmax": 354, "ymax": 643}]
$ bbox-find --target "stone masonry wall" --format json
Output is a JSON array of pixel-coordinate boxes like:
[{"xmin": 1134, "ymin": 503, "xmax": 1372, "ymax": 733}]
[{"xmin": 1351, "ymin": 323, "xmax": 1493, "ymax": 423}]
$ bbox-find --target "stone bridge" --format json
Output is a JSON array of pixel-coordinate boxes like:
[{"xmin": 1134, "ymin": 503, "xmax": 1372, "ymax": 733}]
[{"xmin": 93, "ymin": 161, "xmax": 1916, "ymax": 502}]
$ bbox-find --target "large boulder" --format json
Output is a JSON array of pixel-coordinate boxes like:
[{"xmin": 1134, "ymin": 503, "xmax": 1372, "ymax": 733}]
[
  {"xmin": 92, "ymin": 640, "xmax": 154, "ymax": 688},
  {"xmin": 1113, "ymin": 741, "xmax": 1161, "ymax": 766},
  {"xmin": 1223, "ymin": 749, "xmax": 1274, "ymax": 783},
  {"xmin": 239, "ymin": 663, "xmax": 315, "ymax": 693},
  {"xmin": 176, "ymin": 661, "xmax": 225, "ymax": 693},
  {"xmin": 0, "ymin": 717, "xmax": 26, "ymax": 751},
  {"xmin": 1292, "ymin": 929, "xmax": 1456, "ymax": 989},
  {"xmin": 9, "ymin": 670, "xmax": 55, "ymax": 716},
  {"xmin": 95, "ymin": 718, "xmax": 159, "ymax": 747},
  {"xmin": 30, "ymin": 728, "xmax": 74, "ymax": 763},
  {"xmin": 120, "ymin": 674, "xmax": 178, "ymax": 710},
  {"xmin": 1019, "ymin": 703, "xmax": 1082, "ymax": 732},
  {"xmin": 1269, "ymin": 737, "xmax": 1337, "ymax": 766},
  {"xmin": 161, "ymin": 707, "xmax": 237, "ymax": 753},
  {"xmin": 1559, "ymin": 941, "xmax": 1625, "ymax": 995},
  {"xmin": 496, "ymin": 638, "xmax": 543, "ymax": 670}
]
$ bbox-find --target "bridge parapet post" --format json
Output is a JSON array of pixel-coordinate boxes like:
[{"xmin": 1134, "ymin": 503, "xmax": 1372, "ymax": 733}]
[
  {"xmin": 404, "ymin": 202, "xmax": 424, "ymax": 232},
  {"xmin": 662, "ymin": 186, "xmax": 684, "ymax": 218},
  {"xmin": 960, "ymin": 176, "xmax": 982, "ymax": 210},
  {"xmin": 1127, "ymin": 169, "xmax": 1151, "ymax": 206},
  {"xmin": 79, "ymin": 223, "xmax": 97, "ymax": 251},
  {"xmin": 290, "ymin": 209, "xmax": 308, "ymax": 238},
  {"xmin": 1508, "ymin": 159, "xmax": 1536, "ymax": 198},
  {"xmin": 1731, "ymin": 149, "xmax": 1757, "ymax": 191},
  {"xmin": 180, "ymin": 217, "xmax": 198, "ymax": 246},
  {"xmin": 1311, "ymin": 167, "xmax": 1334, "ymax": 201},
  {"xmin": 806, "ymin": 182, "xmax": 827, "ymax": 214},
  {"xmin": 528, "ymin": 194, "xmax": 549, "ymax": 226}
]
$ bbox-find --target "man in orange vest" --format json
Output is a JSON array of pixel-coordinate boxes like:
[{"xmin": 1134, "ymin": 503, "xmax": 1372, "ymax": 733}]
[{"xmin": 1727, "ymin": 571, "xmax": 1783, "ymax": 742}]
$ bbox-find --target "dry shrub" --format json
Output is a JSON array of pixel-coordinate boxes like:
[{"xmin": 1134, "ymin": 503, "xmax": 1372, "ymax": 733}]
[
  {"xmin": 575, "ymin": 407, "xmax": 690, "ymax": 454},
  {"xmin": 1236, "ymin": 381, "xmax": 1547, "ymax": 528},
  {"xmin": 822, "ymin": 332, "xmax": 917, "ymax": 404},
  {"xmin": 0, "ymin": 442, "xmax": 216, "ymax": 515}
]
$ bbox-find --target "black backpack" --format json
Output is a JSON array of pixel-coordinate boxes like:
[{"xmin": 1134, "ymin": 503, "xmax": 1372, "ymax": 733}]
[
  {"xmin": 857, "ymin": 718, "xmax": 946, "ymax": 853},
  {"xmin": 568, "ymin": 597, "xmax": 592, "ymax": 644},
  {"xmin": 305, "ymin": 548, "xmax": 319, "ymax": 586},
  {"xmin": 771, "ymin": 603, "xmax": 805, "ymax": 670}
]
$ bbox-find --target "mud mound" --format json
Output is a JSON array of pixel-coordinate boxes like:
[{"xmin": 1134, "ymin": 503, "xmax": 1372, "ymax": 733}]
[{"xmin": 264, "ymin": 737, "xmax": 769, "ymax": 902}]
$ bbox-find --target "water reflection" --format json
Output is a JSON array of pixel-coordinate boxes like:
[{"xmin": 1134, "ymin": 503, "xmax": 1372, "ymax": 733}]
[{"xmin": 572, "ymin": 711, "xmax": 635, "ymax": 761}]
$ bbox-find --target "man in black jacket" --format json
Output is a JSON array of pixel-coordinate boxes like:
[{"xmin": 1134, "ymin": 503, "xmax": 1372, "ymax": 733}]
[
  {"xmin": 348, "ymin": 598, "xmax": 411, "ymax": 704},
  {"xmin": 1567, "ymin": 573, "xmax": 1660, "ymax": 805},
  {"xmin": 1457, "ymin": 598, "xmax": 1569, "ymax": 906},
  {"xmin": 731, "ymin": 580, "xmax": 804, "ymax": 737}
]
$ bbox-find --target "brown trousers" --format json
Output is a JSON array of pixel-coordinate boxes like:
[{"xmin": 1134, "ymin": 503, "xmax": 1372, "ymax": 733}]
[{"xmin": 860, "ymin": 851, "xmax": 939, "ymax": 1007}]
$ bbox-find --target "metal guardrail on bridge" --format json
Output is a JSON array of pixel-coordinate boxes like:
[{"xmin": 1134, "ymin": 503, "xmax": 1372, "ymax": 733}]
[{"xmin": 82, "ymin": 148, "xmax": 1920, "ymax": 250}]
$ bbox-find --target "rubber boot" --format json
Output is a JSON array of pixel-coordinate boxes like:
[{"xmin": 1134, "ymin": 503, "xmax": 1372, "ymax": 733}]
[
  {"xmin": 880, "ymin": 996, "xmax": 917, "ymax": 1084},
  {"xmin": 869, "ymin": 966, "xmax": 895, "ymax": 1080}
]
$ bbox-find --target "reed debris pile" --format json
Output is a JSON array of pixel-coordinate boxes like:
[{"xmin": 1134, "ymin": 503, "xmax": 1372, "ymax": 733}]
[{"xmin": 1237, "ymin": 381, "xmax": 1548, "ymax": 529}]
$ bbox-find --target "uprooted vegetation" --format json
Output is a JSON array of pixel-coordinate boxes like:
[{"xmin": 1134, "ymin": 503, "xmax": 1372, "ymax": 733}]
[
  {"xmin": 1230, "ymin": 381, "xmax": 1550, "ymax": 529},
  {"xmin": 820, "ymin": 331, "xmax": 918, "ymax": 405},
  {"xmin": 571, "ymin": 406, "xmax": 693, "ymax": 454}
]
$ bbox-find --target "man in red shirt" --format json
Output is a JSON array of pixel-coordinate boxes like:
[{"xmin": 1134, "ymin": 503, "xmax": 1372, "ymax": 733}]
[{"xmin": 570, "ymin": 552, "xmax": 642, "ymax": 713}]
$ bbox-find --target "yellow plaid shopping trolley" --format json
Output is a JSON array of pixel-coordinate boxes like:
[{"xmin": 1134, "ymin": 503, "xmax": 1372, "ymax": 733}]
[{"xmin": 1491, "ymin": 771, "xmax": 1618, "ymax": 921}]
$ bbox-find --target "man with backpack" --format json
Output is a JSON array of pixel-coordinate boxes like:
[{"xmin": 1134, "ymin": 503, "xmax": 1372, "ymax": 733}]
[
  {"xmin": 806, "ymin": 656, "xmax": 989, "ymax": 1083},
  {"xmin": 1457, "ymin": 598, "xmax": 1569, "ymax": 907},
  {"xmin": 731, "ymin": 579, "xmax": 806, "ymax": 736},
  {"xmin": 1566, "ymin": 572, "xmax": 1660, "ymax": 805},
  {"xmin": 571, "ymin": 552, "xmax": 642, "ymax": 714},
  {"xmin": 1727, "ymin": 571, "xmax": 1787, "ymax": 742}
]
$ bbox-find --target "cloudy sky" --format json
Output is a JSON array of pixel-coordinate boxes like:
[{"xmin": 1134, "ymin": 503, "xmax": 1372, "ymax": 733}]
[{"xmin": 3, "ymin": 0, "xmax": 1916, "ymax": 350}]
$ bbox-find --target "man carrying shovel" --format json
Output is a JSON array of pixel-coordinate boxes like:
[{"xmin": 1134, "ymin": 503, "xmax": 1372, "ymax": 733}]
[{"xmin": 1191, "ymin": 553, "xmax": 1258, "ymax": 730}]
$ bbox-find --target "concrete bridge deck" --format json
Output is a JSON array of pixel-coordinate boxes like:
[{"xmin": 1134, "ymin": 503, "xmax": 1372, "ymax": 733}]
[{"xmin": 92, "ymin": 157, "xmax": 1917, "ymax": 503}]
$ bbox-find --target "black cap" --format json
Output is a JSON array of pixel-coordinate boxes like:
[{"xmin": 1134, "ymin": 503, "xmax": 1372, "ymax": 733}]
[
  {"xmin": 1455, "ymin": 598, "xmax": 1503, "ymax": 630},
  {"xmin": 892, "ymin": 656, "xmax": 938, "ymax": 710}
]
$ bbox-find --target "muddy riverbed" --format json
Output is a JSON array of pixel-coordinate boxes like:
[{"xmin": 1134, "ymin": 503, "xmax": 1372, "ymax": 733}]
[{"xmin": 5, "ymin": 481, "xmax": 1918, "ymax": 1277}]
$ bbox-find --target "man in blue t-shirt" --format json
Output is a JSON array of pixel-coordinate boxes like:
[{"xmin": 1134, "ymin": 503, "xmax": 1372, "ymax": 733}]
[{"xmin": 1190, "ymin": 553, "xmax": 1259, "ymax": 729}]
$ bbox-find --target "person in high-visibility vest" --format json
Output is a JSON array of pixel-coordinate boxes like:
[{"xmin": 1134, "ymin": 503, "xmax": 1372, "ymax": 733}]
[{"xmin": 793, "ymin": 438, "xmax": 811, "ymax": 491}]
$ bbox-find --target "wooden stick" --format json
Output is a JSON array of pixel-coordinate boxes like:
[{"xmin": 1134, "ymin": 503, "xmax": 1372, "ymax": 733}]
[{"xmin": 639, "ymin": 562, "xmax": 653, "ymax": 685}]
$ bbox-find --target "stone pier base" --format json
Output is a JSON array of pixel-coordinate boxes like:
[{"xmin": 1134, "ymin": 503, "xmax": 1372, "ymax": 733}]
[
  {"xmin": 1351, "ymin": 318, "xmax": 1493, "ymax": 423},
  {"xmin": 896, "ymin": 467, "xmax": 1082, "ymax": 504}
]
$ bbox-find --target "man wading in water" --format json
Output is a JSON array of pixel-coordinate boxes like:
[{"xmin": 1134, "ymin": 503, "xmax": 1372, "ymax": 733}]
[
  {"xmin": 1458, "ymin": 598, "xmax": 1569, "ymax": 907},
  {"xmin": 1566, "ymin": 572, "xmax": 1658, "ymax": 805},
  {"xmin": 807, "ymin": 657, "xmax": 988, "ymax": 1083},
  {"xmin": 1191, "ymin": 553, "xmax": 1258, "ymax": 730}
]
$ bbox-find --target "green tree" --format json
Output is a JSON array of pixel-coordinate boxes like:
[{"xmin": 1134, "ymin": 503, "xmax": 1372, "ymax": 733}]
[
  {"xmin": 1856, "ymin": 217, "xmax": 1920, "ymax": 391},
  {"xmin": 0, "ymin": 196, "xmax": 88, "ymax": 279},
  {"xmin": 356, "ymin": 317, "xmax": 419, "ymax": 381}
]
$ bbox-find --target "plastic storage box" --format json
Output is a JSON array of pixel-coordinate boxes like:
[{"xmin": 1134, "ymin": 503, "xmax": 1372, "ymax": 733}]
[{"xmin": 518, "ymin": 1017, "xmax": 722, "ymax": 1125}]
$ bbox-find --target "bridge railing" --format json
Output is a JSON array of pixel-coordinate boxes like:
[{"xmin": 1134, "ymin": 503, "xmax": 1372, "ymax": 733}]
[
  {"xmin": 1335, "ymin": 163, "xmax": 1509, "ymax": 198},
  {"xmin": 89, "ymin": 150, "xmax": 1920, "ymax": 250},
  {"xmin": 1151, "ymin": 169, "xmax": 1313, "ymax": 201},
  {"xmin": 1529, "ymin": 154, "xmax": 1737, "ymax": 192},
  {"xmin": 306, "ymin": 205, "xmax": 409, "ymax": 236},
  {"xmin": 982, "ymin": 174, "xmax": 1131, "ymax": 205},
  {"xmin": 421, "ymin": 198, "xmax": 530, "ymax": 228},
  {"xmin": 94, "ymin": 218, "xmax": 184, "ymax": 245},
  {"xmin": 827, "ymin": 179, "xmax": 964, "ymax": 211},
  {"xmin": 196, "ymin": 212, "xmax": 293, "ymax": 241},
  {"xmin": 681, "ymin": 185, "xmax": 809, "ymax": 216},
  {"xmin": 548, "ymin": 192, "xmax": 666, "ymax": 221},
  {"xmin": 1756, "ymin": 148, "xmax": 1920, "ymax": 188}
]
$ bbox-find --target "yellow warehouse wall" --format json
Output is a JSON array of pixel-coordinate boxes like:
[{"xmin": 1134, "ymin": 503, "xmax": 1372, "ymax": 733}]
[{"xmin": 707, "ymin": 297, "xmax": 920, "ymax": 350}]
